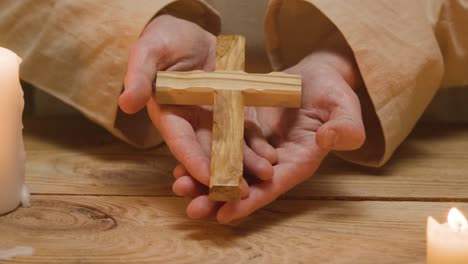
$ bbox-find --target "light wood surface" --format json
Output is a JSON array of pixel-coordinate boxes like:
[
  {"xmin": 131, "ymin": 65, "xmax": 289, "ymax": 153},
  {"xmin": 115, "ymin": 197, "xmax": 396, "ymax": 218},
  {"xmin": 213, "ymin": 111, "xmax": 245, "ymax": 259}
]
[
  {"xmin": 1, "ymin": 117, "xmax": 467, "ymax": 263},
  {"xmin": 155, "ymin": 35, "xmax": 300, "ymax": 109},
  {"xmin": 155, "ymin": 35, "xmax": 301, "ymax": 201},
  {"xmin": 209, "ymin": 35, "xmax": 245, "ymax": 201},
  {"xmin": 22, "ymin": 118, "xmax": 468, "ymax": 200},
  {"xmin": 209, "ymin": 89, "xmax": 244, "ymax": 201},
  {"xmin": 216, "ymin": 35, "xmax": 246, "ymax": 71},
  {"xmin": 3, "ymin": 195, "xmax": 467, "ymax": 264},
  {"xmin": 155, "ymin": 71, "xmax": 301, "ymax": 107}
]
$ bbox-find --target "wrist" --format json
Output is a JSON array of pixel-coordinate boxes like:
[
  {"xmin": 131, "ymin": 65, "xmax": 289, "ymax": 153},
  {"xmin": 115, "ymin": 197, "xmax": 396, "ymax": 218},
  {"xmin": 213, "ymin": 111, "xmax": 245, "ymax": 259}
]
[{"xmin": 296, "ymin": 32, "xmax": 363, "ymax": 90}]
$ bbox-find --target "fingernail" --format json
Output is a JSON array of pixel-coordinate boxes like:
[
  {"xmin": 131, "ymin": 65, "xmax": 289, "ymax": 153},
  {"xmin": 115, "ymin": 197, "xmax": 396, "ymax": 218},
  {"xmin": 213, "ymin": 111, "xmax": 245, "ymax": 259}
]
[{"xmin": 324, "ymin": 129, "xmax": 338, "ymax": 149}]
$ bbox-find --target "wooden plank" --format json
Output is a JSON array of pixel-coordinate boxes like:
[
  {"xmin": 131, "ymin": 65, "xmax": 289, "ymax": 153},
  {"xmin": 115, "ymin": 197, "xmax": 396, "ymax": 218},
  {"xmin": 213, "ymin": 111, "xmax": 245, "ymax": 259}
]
[
  {"xmin": 23, "ymin": 117, "xmax": 176, "ymax": 196},
  {"xmin": 209, "ymin": 89, "xmax": 244, "ymax": 201},
  {"xmin": 215, "ymin": 35, "xmax": 245, "ymax": 70},
  {"xmin": 25, "ymin": 146, "xmax": 175, "ymax": 196},
  {"xmin": 23, "ymin": 117, "xmax": 468, "ymax": 199},
  {"xmin": 155, "ymin": 71, "xmax": 301, "ymax": 107},
  {"xmin": 290, "ymin": 123, "xmax": 468, "ymax": 200},
  {"xmin": 1, "ymin": 195, "xmax": 466, "ymax": 263},
  {"xmin": 209, "ymin": 35, "xmax": 245, "ymax": 201}
]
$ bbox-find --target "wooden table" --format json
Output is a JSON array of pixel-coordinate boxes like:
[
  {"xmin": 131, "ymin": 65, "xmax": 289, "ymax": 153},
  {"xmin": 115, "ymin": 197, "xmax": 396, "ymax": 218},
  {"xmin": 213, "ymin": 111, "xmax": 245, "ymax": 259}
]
[{"xmin": 1, "ymin": 117, "xmax": 467, "ymax": 263}]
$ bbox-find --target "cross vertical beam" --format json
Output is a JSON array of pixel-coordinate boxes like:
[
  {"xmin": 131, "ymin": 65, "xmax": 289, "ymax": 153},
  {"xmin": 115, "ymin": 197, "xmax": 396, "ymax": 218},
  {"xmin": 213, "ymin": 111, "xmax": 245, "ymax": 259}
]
[
  {"xmin": 155, "ymin": 35, "xmax": 302, "ymax": 202},
  {"xmin": 209, "ymin": 36, "xmax": 245, "ymax": 201}
]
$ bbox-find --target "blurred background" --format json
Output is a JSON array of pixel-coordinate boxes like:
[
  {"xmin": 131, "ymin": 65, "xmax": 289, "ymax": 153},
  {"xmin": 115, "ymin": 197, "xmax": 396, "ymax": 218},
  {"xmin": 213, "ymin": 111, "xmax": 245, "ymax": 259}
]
[{"xmin": 22, "ymin": 0, "xmax": 468, "ymax": 123}]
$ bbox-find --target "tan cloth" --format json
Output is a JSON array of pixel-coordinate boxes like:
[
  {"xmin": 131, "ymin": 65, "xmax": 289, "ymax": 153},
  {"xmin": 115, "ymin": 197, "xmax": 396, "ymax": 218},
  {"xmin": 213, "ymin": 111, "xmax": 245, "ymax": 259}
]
[
  {"xmin": 0, "ymin": 0, "xmax": 220, "ymax": 148},
  {"xmin": 0, "ymin": 0, "xmax": 467, "ymax": 167},
  {"xmin": 265, "ymin": 0, "xmax": 468, "ymax": 167}
]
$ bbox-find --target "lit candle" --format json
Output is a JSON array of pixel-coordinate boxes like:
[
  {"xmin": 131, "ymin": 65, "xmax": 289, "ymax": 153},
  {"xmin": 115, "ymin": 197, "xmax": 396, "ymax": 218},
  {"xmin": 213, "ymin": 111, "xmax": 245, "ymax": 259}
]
[
  {"xmin": 0, "ymin": 47, "xmax": 29, "ymax": 215},
  {"xmin": 427, "ymin": 208, "xmax": 468, "ymax": 264}
]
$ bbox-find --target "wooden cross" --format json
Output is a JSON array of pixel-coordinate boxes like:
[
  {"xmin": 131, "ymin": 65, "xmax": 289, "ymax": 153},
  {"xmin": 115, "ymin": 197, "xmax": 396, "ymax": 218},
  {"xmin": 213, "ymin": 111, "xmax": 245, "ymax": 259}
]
[{"xmin": 155, "ymin": 35, "xmax": 301, "ymax": 202}]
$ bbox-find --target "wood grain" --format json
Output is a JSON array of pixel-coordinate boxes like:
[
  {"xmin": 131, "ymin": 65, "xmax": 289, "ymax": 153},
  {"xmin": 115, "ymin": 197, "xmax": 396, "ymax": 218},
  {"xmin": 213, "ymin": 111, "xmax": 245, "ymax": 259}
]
[
  {"xmin": 2, "ymin": 195, "xmax": 466, "ymax": 263},
  {"xmin": 155, "ymin": 71, "xmax": 301, "ymax": 107},
  {"xmin": 154, "ymin": 35, "xmax": 301, "ymax": 201},
  {"xmin": 209, "ymin": 35, "xmax": 245, "ymax": 201},
  {"xmin": 209, "ymin": 89, "xmax": 244, "ymax": 201},
  {"xmin": 290, "ymin": 123, "xmax": 468, "ymax": 200},
  {"xmin": 216, "ymin": 35, "xmax": 245, "ymax": 70},
  {"xmin": 4, "ymin": 116, "xmax": 468, "ymax": 263},
  {"xmin": 22, "ymin": 118, "xmax": 468, "ymax": 200},
  {"xmin": 23, "ymin": 117, "xmax": 176, "ymax": 196}
]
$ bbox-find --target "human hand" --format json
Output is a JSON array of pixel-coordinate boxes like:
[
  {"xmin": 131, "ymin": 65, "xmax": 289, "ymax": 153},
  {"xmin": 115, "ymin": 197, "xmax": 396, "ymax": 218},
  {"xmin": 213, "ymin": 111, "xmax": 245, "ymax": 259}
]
[
  {"xmin": 122, "ymin": 15, "xmax": 275, "ymax": 203},
  {"xmin": 120, "ymin": 14, "xmax": 216, "ymax": 113},
  {"xmin": 173, "ymin": 39, "xmax": 366, "ymax": 223}
]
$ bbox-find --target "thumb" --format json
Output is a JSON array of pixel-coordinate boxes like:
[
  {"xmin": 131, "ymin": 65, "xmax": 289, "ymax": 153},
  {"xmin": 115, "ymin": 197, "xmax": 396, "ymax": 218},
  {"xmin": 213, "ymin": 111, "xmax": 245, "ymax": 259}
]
[
  {"xmin": 120, "ymin": 41, "xmax": 169, "ymax": 114},
  {"xmin": 316, "ymin": 105, "xmax": 365, "ymax": 151}
]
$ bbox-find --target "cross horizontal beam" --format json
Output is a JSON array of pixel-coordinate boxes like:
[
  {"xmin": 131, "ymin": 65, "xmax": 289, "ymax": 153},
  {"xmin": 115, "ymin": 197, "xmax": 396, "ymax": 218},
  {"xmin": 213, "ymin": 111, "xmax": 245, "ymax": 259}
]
[
  {"xmin": 156, "ymin": 71, "xmax": 301, "ymax": 107},
  {"xmin": 154, "ymin": 35, "xmax": 302, "ymax": 202}
]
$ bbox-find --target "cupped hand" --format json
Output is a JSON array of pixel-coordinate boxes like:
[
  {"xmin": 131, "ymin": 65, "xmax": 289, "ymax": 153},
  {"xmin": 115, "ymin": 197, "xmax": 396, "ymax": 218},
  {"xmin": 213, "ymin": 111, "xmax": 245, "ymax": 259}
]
[
  {"xmin": 122, "ymin": 15, "xmax": 276, "ymax": 204},
  {"xmin": 120, "ymin": 14, "xmax": 216, "ymax": 113},
  {"xmin": 173, "ymin": 45, "xmax": 366, "ymax": 223}
]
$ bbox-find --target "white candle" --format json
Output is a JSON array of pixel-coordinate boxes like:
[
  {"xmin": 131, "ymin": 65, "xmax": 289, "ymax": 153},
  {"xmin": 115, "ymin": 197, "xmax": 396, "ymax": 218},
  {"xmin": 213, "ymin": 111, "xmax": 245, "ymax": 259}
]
[
  {"xmin": 427, "ymin": 208, "xmax": 468, "ymax": 264},
  {"xmin": 0, "ymin": 47, "xmax": 29, "ymax": 215}
]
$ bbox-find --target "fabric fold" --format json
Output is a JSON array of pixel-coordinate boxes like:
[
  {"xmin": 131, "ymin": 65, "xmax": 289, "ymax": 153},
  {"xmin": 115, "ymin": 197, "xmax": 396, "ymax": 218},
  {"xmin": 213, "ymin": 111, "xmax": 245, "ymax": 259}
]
[
  {"xmin": 0, "ymin": 0, "xmax": 221, "ymax": 149},
  {"xmin": 265, "ymin": 0, "xmax": 445, "ymax": 167}
]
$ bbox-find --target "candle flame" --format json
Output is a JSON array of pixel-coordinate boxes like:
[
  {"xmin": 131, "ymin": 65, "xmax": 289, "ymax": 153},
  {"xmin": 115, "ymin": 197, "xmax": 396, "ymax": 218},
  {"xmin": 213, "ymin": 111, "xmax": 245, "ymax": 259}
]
[{"xmin": 448, "ymin": 208, "xmax": 467, "ymax": 231}]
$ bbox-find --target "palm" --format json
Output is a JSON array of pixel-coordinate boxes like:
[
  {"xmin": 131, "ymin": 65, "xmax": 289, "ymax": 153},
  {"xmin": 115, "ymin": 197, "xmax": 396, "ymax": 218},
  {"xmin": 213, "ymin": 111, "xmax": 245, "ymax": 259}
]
[
  {"xmin": 211, "ymin": 61, "xmax": 366, "ymax": 223},
  {"xmin": 218, "ymin": 107, "xmax": 330, "ymax": 222},
  {"xmin": 258, "ymin": 107, "xmax": 328, "ymax": 182}
]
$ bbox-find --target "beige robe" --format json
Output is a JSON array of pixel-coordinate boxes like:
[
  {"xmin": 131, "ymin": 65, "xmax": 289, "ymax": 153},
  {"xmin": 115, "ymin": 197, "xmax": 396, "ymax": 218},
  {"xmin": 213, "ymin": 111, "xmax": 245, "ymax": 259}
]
[{"xmin": 0, "ymin": 0, "xmax": 466, "ymax": 167}]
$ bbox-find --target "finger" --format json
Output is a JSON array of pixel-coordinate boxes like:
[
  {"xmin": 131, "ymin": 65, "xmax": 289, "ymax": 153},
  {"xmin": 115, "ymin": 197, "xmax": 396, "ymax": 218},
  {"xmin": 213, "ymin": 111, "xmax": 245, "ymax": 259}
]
[
  {"xmin": 243, "ymin": 143, "xmax": 274, "ymax": 181},
  {"xmin": 186, "ymin": 195, "xmax": 220, "ymax": 219},
  {"xmin": 216, "ymin": 163, "xmax": 304, "ymax": 224},
  {"xmin": 173, "ymin": 176, "xmax": 207, "ymax": 197},
  {"xmin": 176, "ymin": 177, "xmax": 250, "ymax": 199},
  {"xmin": 316, "ymin": 92, "xmax": 365, "ymax": 151},
  {"xmin": 244, "ymin": 121, "xmax": 278, "ymax": 165},
  {"xmin": 172, "ymin": 162, "xmax": 250, "ymax": 200},
  {"xmin": 147, "ymin": 102, "xmax": 211, "ymax": 187},
  {"xmin": 121, "ymin": 43, "xmax": 154, "ymax": 113},
  {"xmin": 196, "ymin": 126, "xmax": 213, "ymax": 157},
  {"xmin": 173, "ymin": 164, "xmax": 188, "ymax": 179},
  {"xmin": 217, "ymin": 145, "xmax": 326, "ymax": 224},
  {"xmin": 121, "ymin": 41, "xmax": 168, "ymax": 114},
  {"xmin": 166, "ymin": 58, "xmax": 212, "ymax": 72},
  {"xmin": 217, "ymin": 183, "xmax": 272, "ymax": 224}
]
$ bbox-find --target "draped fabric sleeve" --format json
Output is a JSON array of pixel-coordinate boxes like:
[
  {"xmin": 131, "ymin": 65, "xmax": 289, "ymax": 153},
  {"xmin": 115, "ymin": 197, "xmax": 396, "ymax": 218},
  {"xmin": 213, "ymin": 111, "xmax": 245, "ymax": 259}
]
[
  {"xmin": 0, "ymin": 0, "xmax": 220, "ymax": 148},
  {"xmin": 265, "ymin": 0, "xmax": 468, "ymax": 167}
]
